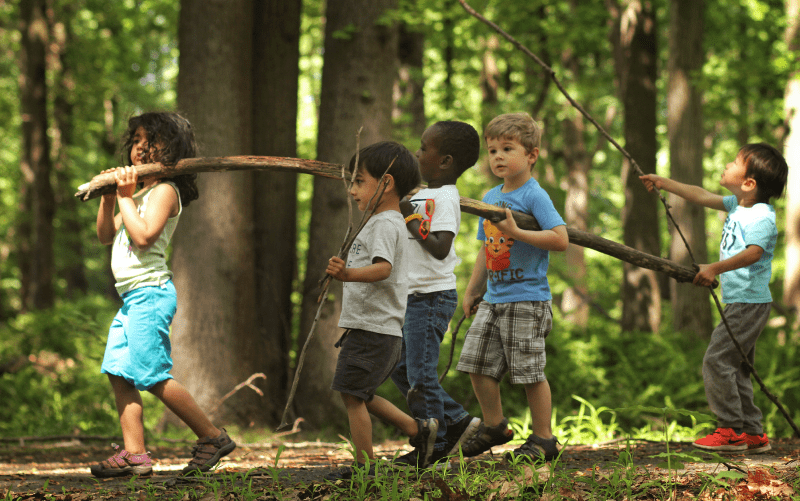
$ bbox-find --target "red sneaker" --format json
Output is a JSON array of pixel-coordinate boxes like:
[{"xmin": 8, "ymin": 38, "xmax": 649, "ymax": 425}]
[
  {"xmin": 693, "ymin": 428, "xmax": 747, "ymax": 452},
  {"xmin": 741, "ymin": 432, "xmax": 771, "ymax": 454}
]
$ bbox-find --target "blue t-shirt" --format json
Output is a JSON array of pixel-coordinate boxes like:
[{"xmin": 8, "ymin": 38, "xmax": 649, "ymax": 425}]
[
  {"xmin": 477, "ymin": 178, "xmax": 565, "ymax": 303},
  {"xmin": 719, "ymin": 195, "xmax": 776, "ymax": 304}
]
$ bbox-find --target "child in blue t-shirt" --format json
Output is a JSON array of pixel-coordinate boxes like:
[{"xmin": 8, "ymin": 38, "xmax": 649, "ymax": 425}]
[
  {"xmin": 456, "ymin": 112, "xmax": 568, "ymax": 463},
  {"xmin": 390, "ymin": 121, "xmax": 482, "ymax": 469},
  {"xmin": 640, "ymin": 142, "xmax": 788, "ymax": 455}
]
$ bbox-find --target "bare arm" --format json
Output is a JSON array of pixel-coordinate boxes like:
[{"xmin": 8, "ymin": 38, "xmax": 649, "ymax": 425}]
[
  {"xmin": 96, "ymin": 192, "xmax": 122, "ymax": 245},
  {"xmin": 462, "ymin": 246, "xmax": 488, "ymax": 318},
  {"xmin": 399, "ymin": 199, "xmax": 454, "ymax": 260},
  {"xmin": 495, "ymin": 209, "xmax": 569, "ymax": 252},
  {"xmin": 111, "ymin": 167, "xmax": 178, "ymax": 250},
  {"xmin": 326, "ymin": 256, "xmax": 392, "ymax": 283},
  {"xmin": 639, "ymin": 174, "xmax": 726, "ymax": 211},
  {"xmin": 692, "ymin": 245, "xmax": 764, "ymax": 287}
]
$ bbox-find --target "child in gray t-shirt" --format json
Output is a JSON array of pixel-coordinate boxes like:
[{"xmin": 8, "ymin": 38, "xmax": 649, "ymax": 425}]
[{"xmin": 323, "ymin": 141, "xmax": 438, "ymax": 480}]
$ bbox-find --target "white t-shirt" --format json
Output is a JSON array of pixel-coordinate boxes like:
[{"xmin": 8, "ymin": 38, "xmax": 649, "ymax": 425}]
[
  {"xmin": 405, "ymin": 185, "xmax": 461, "ymax": 294},
  {"xmin": 337, "ymin": 210, "xmax": 409, "ymax": 337}
]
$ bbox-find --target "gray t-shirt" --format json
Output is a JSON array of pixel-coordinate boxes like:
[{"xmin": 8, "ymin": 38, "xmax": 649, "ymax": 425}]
[{"xmin": 337, "ymin": 210, "xmax": 408, "ymax": 337}]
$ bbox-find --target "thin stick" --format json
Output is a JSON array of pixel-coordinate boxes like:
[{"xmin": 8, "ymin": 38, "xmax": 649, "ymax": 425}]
[
  {"xmin": 208, "ymin": 373, "xmax": 266, "ymax": 415},
  {"xmin": 277, "ymin": 136, "xmax": 396, "ymax": 430},
  {"xmin": 710, "ymin": 290, "xmax": 800, "ymax": 437},
  {"xmin": 459, "ymin": 0, "xmax": 798, "ymax": 436}
]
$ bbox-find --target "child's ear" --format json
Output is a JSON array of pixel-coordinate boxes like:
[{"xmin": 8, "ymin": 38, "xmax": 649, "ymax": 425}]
[
  {"xmin": 382, "ymin": 173, "xmax": 395, "ymax": 192},
  {"xmin": 527, "ymin": 147, "xmax": 540, "ymax": 166},
  {"xmin": 440, "ymin": 154, "xmax": 454, "ymax": 169},
  {"xmin": 742, "ymin": 177, "xmax": 757, "ymax": 193}
]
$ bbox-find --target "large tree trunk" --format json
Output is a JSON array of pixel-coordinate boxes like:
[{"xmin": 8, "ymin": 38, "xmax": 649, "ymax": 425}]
[
  {"xmin": 19, "ymin": 0, "xmax": 55, "ymax": 311},
  {"xmin": 172, "ymin": 0, "xmax": 265, "ymax": 426},
  {"xmin": 667, "ymin": 0, "xmax": 712, "ymax": 337},
  {"xmin": 612, "ymin": 0, "xmax": 661, "ymax": 332},
  {"xmin": 251, "ymin": 0, "xmax": 302, "ymax": 425},
  {"xmin": 784, "ymin": 0, "xmax": 800, "ymax": 319},
  {"xmin": 294, "ymin": 0, "xmax": 399, "ymax": 430}
]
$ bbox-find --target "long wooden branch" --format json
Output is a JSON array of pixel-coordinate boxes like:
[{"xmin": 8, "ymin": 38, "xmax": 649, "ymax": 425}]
[
  {"xmin": 76, "ymin": 156, "xmax": 701, "ymax": 284},
  {"xmin": 75, "ymin": 156, "xmax": 344, "ymax": 201},
  {"xmin": 461, "ymin": 198, "xmax": 707, "ymax": 285}
]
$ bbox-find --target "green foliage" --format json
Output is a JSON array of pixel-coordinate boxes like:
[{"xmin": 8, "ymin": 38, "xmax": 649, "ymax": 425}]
[{"xmin": 0, "ymin": 295, "xmax": 156, "ymax": 437}]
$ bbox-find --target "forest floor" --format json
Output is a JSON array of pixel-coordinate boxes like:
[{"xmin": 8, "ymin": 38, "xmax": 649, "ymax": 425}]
[{"xmin": 0, "ymin": 435, "xmax": 798, "ymax": 500}]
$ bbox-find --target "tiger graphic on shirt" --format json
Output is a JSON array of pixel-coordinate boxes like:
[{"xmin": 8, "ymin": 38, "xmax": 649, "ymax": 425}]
[{"xmin": 483, "ymin": 220, "xmax": 514, "ymax": 271}]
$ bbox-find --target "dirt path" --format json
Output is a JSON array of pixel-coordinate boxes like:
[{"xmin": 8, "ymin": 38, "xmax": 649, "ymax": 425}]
[{"xmin": 1, "ymin": 437, "xmax": 797, "ymax": 499}]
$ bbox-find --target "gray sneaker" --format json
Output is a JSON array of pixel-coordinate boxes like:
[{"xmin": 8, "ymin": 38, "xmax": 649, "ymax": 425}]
[
  {"xmin": 406, "ymin": 418, "xmax": 438, "ymax": 468},
  {"xmin": 445, "ymin": 415, "xmax": 481, "ymax": 455}
]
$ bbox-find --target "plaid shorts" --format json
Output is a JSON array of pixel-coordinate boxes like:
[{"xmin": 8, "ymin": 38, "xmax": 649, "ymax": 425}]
[{"xmin": 456, "ymin": 300, "xmax": 552, "ymax": 384}]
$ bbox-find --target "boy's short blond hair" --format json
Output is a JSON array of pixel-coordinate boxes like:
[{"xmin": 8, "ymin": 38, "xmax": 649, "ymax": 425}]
[{"xmin": 484, "ymin": 112, "xmax": 542, "ymax": 153}]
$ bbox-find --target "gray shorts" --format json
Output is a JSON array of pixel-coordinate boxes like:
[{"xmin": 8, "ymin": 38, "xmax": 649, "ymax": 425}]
[
  {"xmin": 331, "ymin": 329, "xmax": 402, "ymax": 402},
  {"xmin": 456, "ymin": 300, "xmax": 552, "ymax": 384}
]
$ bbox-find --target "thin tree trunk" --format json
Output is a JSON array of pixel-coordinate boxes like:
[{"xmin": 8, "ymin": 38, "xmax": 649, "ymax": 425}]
[
  {"xmin": 294, "ymin": 0, "xmax": 399, "ymax": 429},
  {"xmin": 251, "ymin": 0, "xmax": 302, "ymax": 425},
  {"xmin": 395, "ymin": 19, "xmax": 426, "ymax": 139},
  {"xmin": 612, "ymin": 0, "xmax": 661, "ymax": 332},
  {"xmin": 19, "ymin": 0, "xmax": 55, "ymax": 311},
  {"xmin": 50, "ymin": 1, "xmax": 88, "ymax": 299},
  {"xmin": 784, "ymin": 0, "xmax": 800, "ymax": 318},
  {"xmin": 668, "ymin": 0, "xmax": 712, "ymax": 337}
]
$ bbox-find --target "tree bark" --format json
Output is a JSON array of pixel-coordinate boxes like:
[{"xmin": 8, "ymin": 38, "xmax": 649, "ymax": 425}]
[
  {"xmin": 19, "ymin": 0, "xmax": 55, "ymax": 311},
  {"xmin": 612, "ymin": 0, "xmax": 662, "ymax": 332},
  {"xmin": 396, "ymin": 19, "xmax": 426, "ymax": 140},
  {"xmin": 667, "ymin": 0, "xmax": 712, "ymax": 337},
  {"xmin": 172, "ymin": 0, "xmax": 264, "ymax": 426},
  {"xmin": 251, "ymin": 0, "xmax": 302, "ymax": 425},
  {"xmin": 294, "ymin": 0, "xmax": 399, "ymax": 430},
  {"xmin": 784, "ymin": 0, "xmax": 800, "ymax": 318}
]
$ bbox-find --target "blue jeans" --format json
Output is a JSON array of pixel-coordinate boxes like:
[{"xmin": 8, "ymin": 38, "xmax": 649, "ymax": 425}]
[{"xmin": 391, "ymin": 289, "xmax": 468, "ymax": 450}]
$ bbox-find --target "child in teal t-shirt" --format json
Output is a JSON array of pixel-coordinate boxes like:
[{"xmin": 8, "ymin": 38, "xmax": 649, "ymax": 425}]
[{"xmin": 640, "ymin": 142, "xmax": 788, "ymax": 455}]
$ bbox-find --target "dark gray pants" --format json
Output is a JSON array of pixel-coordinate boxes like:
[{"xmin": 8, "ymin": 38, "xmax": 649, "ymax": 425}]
[{"xmin": 702, "ymin": 302, "xmax": 771, "ymax": 435}]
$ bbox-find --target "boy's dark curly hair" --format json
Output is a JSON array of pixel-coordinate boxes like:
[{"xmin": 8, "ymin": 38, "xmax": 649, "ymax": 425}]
[
  {"xmin": 738, "ymin": 143, "xmax": 789, "ymax": 203},
  {"xmin": 121, "ymin": 112, "xmax": 200, "ymax": 206},
  {"xmin": 433, "ymin": 120, "xmax": 480, "ymax": 176},
  {"xmin": 348, "ymin": 141, "xmax": 421, "ymax": 199}
]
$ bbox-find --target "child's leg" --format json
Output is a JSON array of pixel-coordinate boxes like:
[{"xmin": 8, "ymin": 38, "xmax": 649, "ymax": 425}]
[
  {"xmin": 524, "ymin": 380, "xmax": 553, "ymax": 439},
  {"xmin": 702, "ymin": 303, "xmax": 769, "ymax": 432},
  {"xmin": 470, "ymin": 373, "xmax": 504, "ymax": 426},
  {"xmin": 149, "ymin": 379, "xmax": 220, "ymax": 439},
  {"xmin": 366, "ymin": 394, "xmax": 418, "ymax": 437},
  {"xmin": 108, "ymin": 374, "xmax": 146, "ymax": 454},
  {"xmin": 341, "ymin": 393, "xmax": 374, "ymax": 463}
]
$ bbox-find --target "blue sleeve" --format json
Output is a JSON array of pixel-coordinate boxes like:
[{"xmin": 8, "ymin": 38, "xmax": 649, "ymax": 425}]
[
  {"xmin": 529, "ymin": 185, "xmax": 565, "ymax": 230},
  {"xmin": 723, "ymin": 195, "xmax": 737, "ymax": 212}
]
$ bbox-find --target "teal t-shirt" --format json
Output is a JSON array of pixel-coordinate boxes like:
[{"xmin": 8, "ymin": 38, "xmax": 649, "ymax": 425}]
[
  {"xmin": 477, "ymin": 178, "xmax": 565, "ymax": 303},
  {"xmin": 719, "ymin": 195, "xmax": 776, "ymax": 304}
]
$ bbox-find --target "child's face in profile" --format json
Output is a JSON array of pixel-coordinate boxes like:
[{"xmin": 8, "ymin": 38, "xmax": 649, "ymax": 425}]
[
  {"xmin": 416, "ymin": 125, "xmax": 446, "ymax": 183},
  {"xmin": 720, "ymin": 152, "xmax": 750, "ymax": 193},
  {"xmin": 349, "ymin": 166, "xmax": 385, "ymax": 212}
]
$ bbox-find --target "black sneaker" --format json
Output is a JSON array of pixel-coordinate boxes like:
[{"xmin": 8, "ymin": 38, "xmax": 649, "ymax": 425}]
[
  {"xmin": 324, "ymin": 462, "xmax": 375, "ymax": 481},
  {"xmin": 445, "ymin": 416, "xmax": 481, "ymax": 455},
  {"xmin": 407, "ymin": 418, "xmax": 438, "ymax": 467},
  {"xmin": 504, "ymin": 433, "xmax": 561, "ymax": 463},
  {"xmin": 459, "ymin": 418, "xmax": 514, "ymax": 457}
]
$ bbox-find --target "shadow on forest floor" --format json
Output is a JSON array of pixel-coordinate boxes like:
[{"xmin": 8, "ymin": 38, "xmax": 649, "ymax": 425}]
[{"xmin": 1, "ymin": 436, "xmax": 798, "ymax": 499}]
